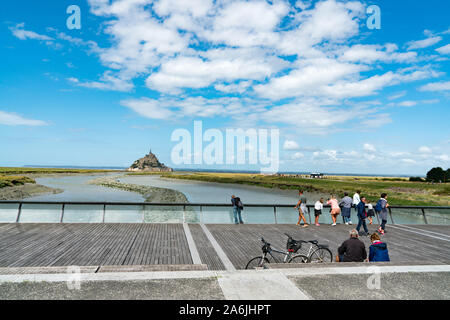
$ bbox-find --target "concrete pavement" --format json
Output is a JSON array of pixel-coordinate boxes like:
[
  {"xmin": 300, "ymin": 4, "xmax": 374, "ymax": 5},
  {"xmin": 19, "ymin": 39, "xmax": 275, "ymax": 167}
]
[{"xmin": 0, "ymin": 263, "xmax": 449, "ymax": 300}]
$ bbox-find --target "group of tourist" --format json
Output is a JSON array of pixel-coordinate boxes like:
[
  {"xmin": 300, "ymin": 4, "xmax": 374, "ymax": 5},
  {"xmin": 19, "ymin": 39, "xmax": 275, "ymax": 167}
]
[
  {"xmin": 230, "ymin": 191, "xmax": 391, "ymax": 263},
  {"xmin": 295, "ymin": 190, "xmax": 389, "ymax": 236}
]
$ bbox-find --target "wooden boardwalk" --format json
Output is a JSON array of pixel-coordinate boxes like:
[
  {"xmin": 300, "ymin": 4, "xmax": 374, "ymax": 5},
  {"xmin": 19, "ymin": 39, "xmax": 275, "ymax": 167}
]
[{"xmin": 0, "ymin": 223, "xmax": 449, "ymax": 270}]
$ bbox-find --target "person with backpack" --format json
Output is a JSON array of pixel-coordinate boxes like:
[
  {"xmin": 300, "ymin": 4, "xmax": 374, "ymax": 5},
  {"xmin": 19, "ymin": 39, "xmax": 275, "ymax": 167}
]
[
  {"xmin": 339, "ymin": 192, "xmax": 353, "ymax": 225},
  {"xmin": 356, "ymin": 196, "xmax": 369, "ymax": 236},
  {"xmin": 231, "ymin": 195, "xmax": 244, "ymax": 224},
  {"xmin": 369, "ymin": 233, "xmax": 390, "ymax": 262},
  {"xmin": 375, "ymin": 193, "xmax": 389, "ymax": 235}
]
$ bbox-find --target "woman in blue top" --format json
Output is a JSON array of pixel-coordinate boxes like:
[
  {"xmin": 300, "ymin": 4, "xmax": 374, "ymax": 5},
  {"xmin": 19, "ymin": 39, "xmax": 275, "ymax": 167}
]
[{"xmin": 369, "ymin": 233, "xmax": 390, "ymax": 262}]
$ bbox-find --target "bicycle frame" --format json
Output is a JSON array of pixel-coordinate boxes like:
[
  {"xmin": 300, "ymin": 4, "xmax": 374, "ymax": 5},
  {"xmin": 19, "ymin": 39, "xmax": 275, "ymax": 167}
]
[{"xmin": 261, "ymin": 246, "xmax": 294, "ymax": 263}]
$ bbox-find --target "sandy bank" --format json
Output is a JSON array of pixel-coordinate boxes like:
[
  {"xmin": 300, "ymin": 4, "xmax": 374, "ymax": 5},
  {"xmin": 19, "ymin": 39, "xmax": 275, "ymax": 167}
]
[
  {"xmin": 89, "ymin": 176, "xmax": 188, "ymax": 203},
  {"xmin": 0, "ymin": 184, "xmax": 63, "ymax": 201}
]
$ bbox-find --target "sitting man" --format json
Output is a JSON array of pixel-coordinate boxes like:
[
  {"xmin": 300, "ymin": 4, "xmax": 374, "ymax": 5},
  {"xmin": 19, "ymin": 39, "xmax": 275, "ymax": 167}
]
[{"xmin": 337, "ymin": 229, "xmax": 367, "ymax": 262}]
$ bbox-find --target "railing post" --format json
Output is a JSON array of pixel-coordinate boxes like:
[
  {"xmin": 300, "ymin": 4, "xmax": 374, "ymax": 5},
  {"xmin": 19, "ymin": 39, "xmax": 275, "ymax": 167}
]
[
  {"xmin": 16, "ymin": 203, "xmax": 22, "ymax": 223},
  {"xmin": 60, "ymin": 203, "xmax": 65, "ymax": 223},
  {"xmin": 389, "ymin": 207, "xmax": 395, "ymax": 225},
  {"xmin": 183, "ymin": 205, "xmax": 186, "ymax": 224},
  {"xmin": 274, "ymin": 206, "xmax": 277, "ymax": 224},
  {"xmin": 307, "ymin": 206, "xmax": 312, "ymax": 225},
  {"xmin": 102, "ymin": 204, "xmax": 106, "ymax": 223},
  {"xmin": 142, "ymin": 204, "xmax": 145, "ymax": 223},
  {"xmin": 421, "ymin": 208, "xmax": 428, "ymax": 225},
  {"xmin": 200, "ymin": 205, "xmax": 203, "ymax": 224}
]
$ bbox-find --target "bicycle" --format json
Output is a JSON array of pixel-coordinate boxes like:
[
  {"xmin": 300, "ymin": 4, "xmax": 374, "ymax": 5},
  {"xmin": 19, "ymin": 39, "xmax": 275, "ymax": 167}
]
[
  {"xmin": 289, "ymin": 235, "xmax": 333, "ymax": 264},
  {"xmin": 245, "ymin": 235, "xmax": 309, "ymax": 269}
]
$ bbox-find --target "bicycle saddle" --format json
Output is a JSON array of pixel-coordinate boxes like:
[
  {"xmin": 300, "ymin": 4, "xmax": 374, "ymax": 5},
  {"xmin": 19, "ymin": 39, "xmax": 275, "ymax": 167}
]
[{"xmin": 308, "ymin": 240, "xmax": 329, "ymax": 248}]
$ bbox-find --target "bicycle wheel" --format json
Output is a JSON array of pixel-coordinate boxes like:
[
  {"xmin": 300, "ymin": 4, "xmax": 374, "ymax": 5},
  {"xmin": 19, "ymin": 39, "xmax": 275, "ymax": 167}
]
[
  {"xmin": 245, "ymin": 257, "xmax": 270, "ymax": 269},
  {"xmin": 309, "ymin": 247, "xmax": 333, "ymax": 263},
  {"xmin": 288, "ymin": 254, "xmax": 309, "ymax": 264}
]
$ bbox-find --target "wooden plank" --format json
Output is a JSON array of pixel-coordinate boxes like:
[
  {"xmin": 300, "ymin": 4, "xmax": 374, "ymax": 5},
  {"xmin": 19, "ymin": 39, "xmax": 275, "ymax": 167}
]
[{"xmin": 0, "ymin": 223, "xmax": 449, "ymax": 269}]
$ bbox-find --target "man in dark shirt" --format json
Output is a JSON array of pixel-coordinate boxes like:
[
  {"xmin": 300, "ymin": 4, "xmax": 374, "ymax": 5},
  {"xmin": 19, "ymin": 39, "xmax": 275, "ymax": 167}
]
[{"xmin": 337, "ymin": 229, "xmax": 367, "ymax": 262}]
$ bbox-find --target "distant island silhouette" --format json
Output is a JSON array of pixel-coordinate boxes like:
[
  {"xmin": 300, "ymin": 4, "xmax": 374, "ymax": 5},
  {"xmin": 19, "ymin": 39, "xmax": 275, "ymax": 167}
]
[{"xmin": 127, "ymin": 150, "xmax": 173, "ymax": 172}]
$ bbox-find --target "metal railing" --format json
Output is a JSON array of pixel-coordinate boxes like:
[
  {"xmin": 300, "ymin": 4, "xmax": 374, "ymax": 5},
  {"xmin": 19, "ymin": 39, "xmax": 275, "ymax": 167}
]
[{"xmin": 0, "ymin": 201, "xmax": 449, "ymax": 225}]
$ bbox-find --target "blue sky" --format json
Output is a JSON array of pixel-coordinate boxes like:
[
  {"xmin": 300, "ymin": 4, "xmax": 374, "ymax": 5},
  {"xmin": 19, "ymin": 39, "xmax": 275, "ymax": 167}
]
[{"xmin": 0, "ymin": 0, "xmax": 449, "ymax": 175}]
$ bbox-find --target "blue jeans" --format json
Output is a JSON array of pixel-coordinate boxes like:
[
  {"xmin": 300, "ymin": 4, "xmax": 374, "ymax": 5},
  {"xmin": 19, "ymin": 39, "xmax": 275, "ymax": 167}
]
[
  {"xmin": 380, "ymin": 219, "xmax": 387, "ymax": 231},
  {"xmin": 344, "ymin": 216, "xmax": 351, "ymax": 223},
  {"xmin": 356, "ymin": 218, "xmax": 368, "ymax": 233},
  {"xmin": 233, "ymin": 207, "xmax": 243, "ymax": 224}
]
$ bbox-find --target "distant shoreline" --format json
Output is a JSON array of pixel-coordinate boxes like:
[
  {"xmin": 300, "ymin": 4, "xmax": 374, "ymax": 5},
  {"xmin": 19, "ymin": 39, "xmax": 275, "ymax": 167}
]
[{"xmin": 12, "ymin": 166, "xmax": 423, "ymax": 178}]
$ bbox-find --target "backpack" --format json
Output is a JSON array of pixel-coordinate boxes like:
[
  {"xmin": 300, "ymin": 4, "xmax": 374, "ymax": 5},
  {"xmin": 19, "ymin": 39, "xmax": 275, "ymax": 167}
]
[
  {"xmin": 375, "ymin": 199, "xmax": 383, "ymax": 213},
  {"xmin": 236, "ymin": 197, "xmax": 244, "ymax": 210}
]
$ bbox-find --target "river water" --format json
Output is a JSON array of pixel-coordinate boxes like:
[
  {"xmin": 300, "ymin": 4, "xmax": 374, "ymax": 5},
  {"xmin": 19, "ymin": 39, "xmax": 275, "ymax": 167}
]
[{"xmin": 27, "ymin": 173, "xmax": 328, "ymax": 205}]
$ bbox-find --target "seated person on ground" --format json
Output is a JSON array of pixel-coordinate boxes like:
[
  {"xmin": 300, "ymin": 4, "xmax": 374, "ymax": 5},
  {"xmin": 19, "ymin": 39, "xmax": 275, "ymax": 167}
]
[
  {"xmin": 337, "ymin": 229, "xmax": 367, "ymax": 263},
  {"xmin": 369, "ymin": 233, "xmax": 390, "ymax": 262}
]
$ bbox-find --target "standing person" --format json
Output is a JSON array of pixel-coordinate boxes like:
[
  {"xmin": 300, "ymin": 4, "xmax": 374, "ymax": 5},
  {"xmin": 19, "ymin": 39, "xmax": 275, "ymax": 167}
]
[
  {"xmin": 376, "ymin": 193, "xmax": 389, "ymax": 235},
  {"xmin": 231, "ymin": 195, "xmax": 244, "ymax": 225},
  {"xmin": 356, "ymin": 197, "xmax": 369, "ymax": 236},
  {"xmin": 337, "ymin": 229, "xmax": 367, "ymax": 262},
  {"xmin": 339, "ymin": 192, "xmax": 353, "ymax": 225},
  {"xmin": 353, "ymin": 190, "xmax": 361, "ymax": 215},
  {"xmin": 369, "ymin": 233, "xmax": 390, "ymax": 262},
  {"xmin": 295, "ymin": 190, "xmax": 309, "ymax": 228},
  {"xmin": 367, "ymin": 202, "xmax": 375, "ymax": 225},
  {"xmin": 314, "ymin": 198, "xmax": 324, "ymax": 226},
  {"xmin": 327, "ymin": 195, "xmax": 340, "ymax": 226}
]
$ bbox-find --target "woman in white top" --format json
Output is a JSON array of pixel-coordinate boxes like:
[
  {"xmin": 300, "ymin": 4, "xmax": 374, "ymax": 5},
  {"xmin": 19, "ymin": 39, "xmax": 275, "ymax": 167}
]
[
  {"xmin": 314, "ymin": 198, "xmax": 324, "ymax": 226},
  {"xmin": 367, "ymin": 202, "xmax": 375, "ymax": 225}
]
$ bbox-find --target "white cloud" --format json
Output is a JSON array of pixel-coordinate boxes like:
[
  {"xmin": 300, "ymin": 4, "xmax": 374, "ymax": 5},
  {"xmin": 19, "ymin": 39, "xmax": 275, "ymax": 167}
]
[
  {"xmin": 120, "ymin": 96, "xmax": 252, "ymax": 120},
  {"xmin": 388, "ymin": 91, "xmax": 407, "ymax": 100},
  {"xmin": 397, "ymin": 101, "xmax": 417, "ymax": 107},
  {"xmin": 420, "ymin": 81, "xmax": 450, "ymax": 92},
  {"xmin": 0, "ymin": 111, "xmax": 48, "ymax": 126},
  {"xmin": 419, "ymin": 146, "xmax": 432, "ymax": 154},
  {"xmin": 406, "ymin": 36, "xmax": 442, "ymax": 50},
  {"xmin": 214, "ymin": 81, "xmax": 252, "ymax": 94},
  {"xmin": 292, "ymin": 152, "xmax": 305, "ymax": 160},
  {"xmin": 284, "ymin": 140, "xmax": 300, "ymax": 151},
  {"xmin": 361, "ymin": 114, "xmax": 392, "ymax": 128},
  {"xmin": 340, "ymin": 44, "xmax": 417, "ymax": 64},
  {"xmin": 436, "ymin": 44, "xmax": 450, "ymax": 55},
  {"xmin": 437, "ymin": 154, "xmax": 450, "ymax": 162},
  {"xmin": 363, "ymin": 143, "xmax": 376, "ymax": 152},
  {"xmin": 146, "ymin": 50, "xmax": 286, "ymax": 93},
  {"xmin": 295, "ymin": 1, "xmax": 312, "ymax": 10},
  {"xmin": 9, "ymin": 23, "xmax": 53, "ymax": 41},
  {"xmin": 15, "ymin": 0, "xmax": 446, "ymax": 136}
]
